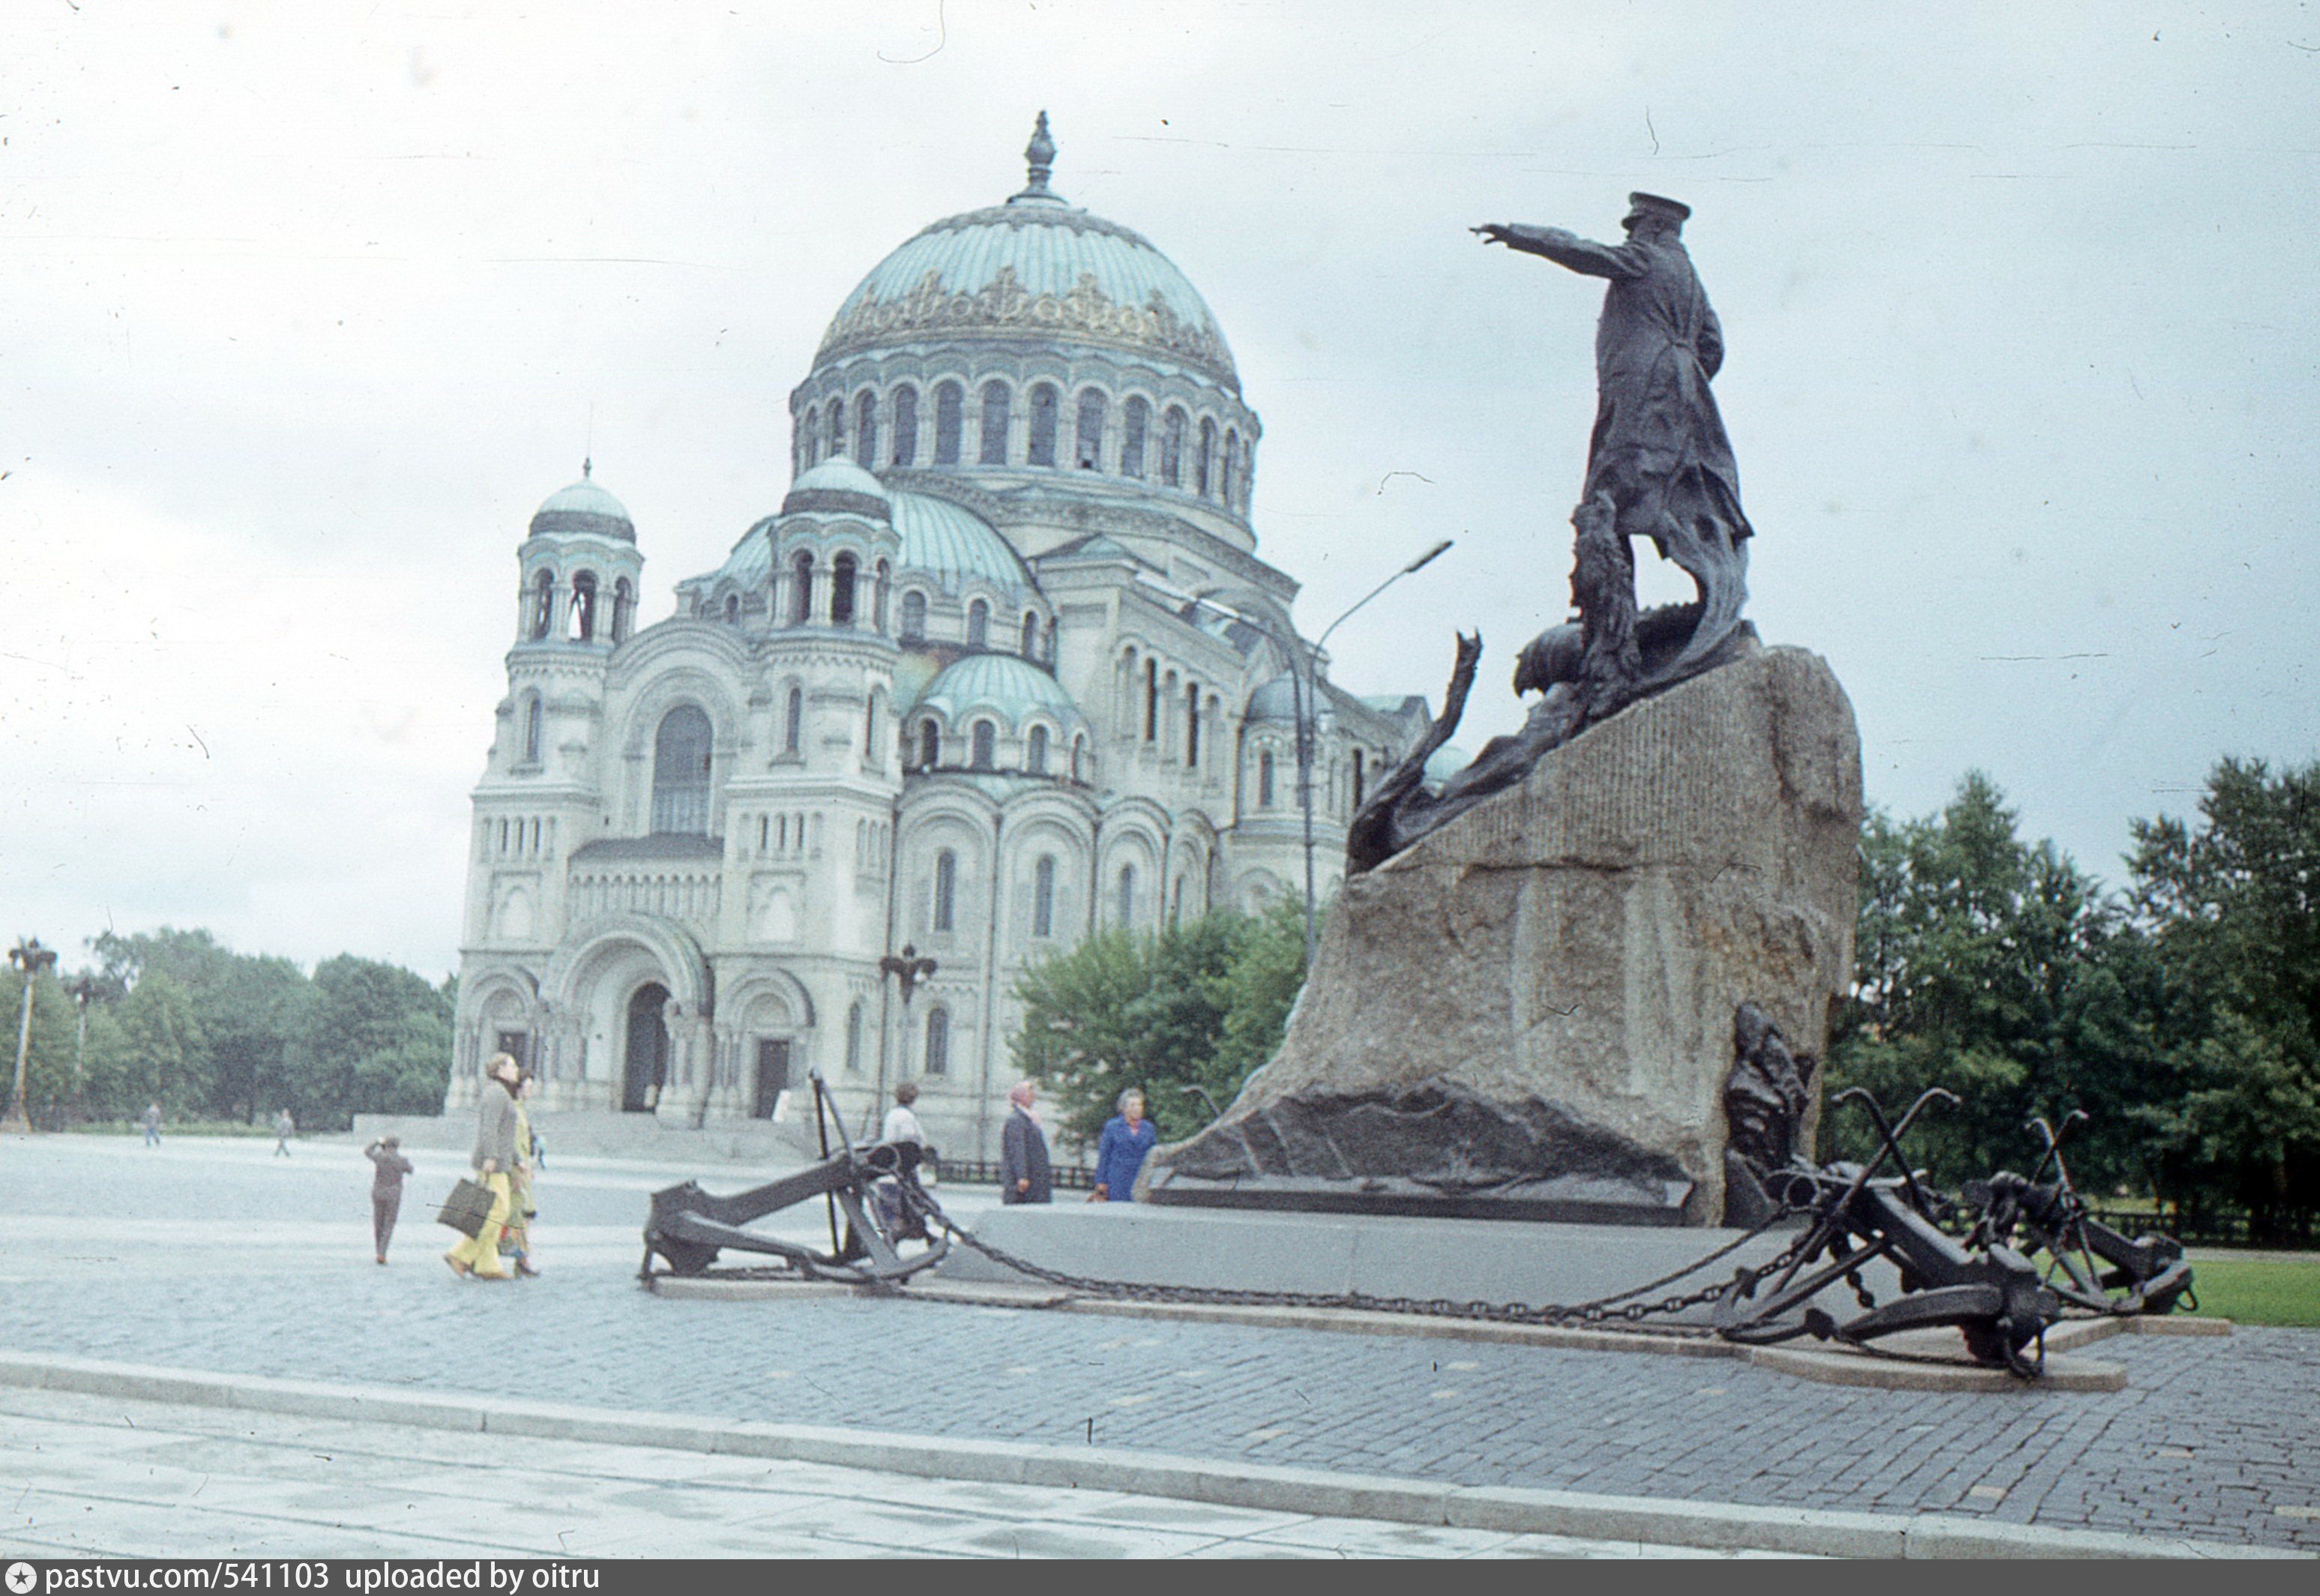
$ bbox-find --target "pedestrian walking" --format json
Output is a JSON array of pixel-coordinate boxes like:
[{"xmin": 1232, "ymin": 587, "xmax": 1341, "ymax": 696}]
[
  {"xmin": 877, "ymin": 1082, "xmax": 930, "ymax": 1239},
  {"xmin": 1000, "ymin": 1080, "xmax": 1052, "ymax": 1205},
  {"xmin": 1090, "ymin": 1088, "xmax": 1157, "ymax": 1202},
  {"xmin": 141, "ymin": 1103, "xmax": 162, "ymax": 1148},
  {"xmin": 501, "ymin": 1070, "xmax": 541, "ymax": 1277},
  {"xmin": 272, "ymin": 1107, "xmax": 295, "ymax": 1157},
  {"xmin": 444, "ymin": 1053, "xmax": 521, "ymax": 1280},
  {"xmin": 364, "ymin": 1135, "xmax": 415, "ymax": 1264}
]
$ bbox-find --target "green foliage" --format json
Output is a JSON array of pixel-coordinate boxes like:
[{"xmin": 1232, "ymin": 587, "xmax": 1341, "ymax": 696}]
[
  {"xmin": 40, "ymin": 927, "xmax": 454, "ymax": 1132},
  {"xmin": 2127, "ymin": 758, "xmax": 2320, "ymax": 1232},
  {"xmin": 1, "ymin": 967, "xmax": 82, "ymax": 1124},
  {"xmin": 2178, "ymin": 1255, "xmax": 2320, "ymax": 1328},
  {"xmin": 1010, "ymin": 903, "xmax": 1307, "ymax": 1147}
]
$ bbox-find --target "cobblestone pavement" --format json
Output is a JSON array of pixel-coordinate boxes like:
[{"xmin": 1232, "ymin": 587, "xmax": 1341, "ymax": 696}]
[
  {"xmin": 1, "ymin": 1136, "xmax": 2315, "ymax": 1552},
  {"xmin": 3, "ymin": 1386, "xmax": 1762, "ymax": 1559}
]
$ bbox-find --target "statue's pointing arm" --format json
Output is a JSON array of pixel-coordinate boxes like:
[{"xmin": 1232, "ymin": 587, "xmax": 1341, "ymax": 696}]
[{"xmin": 1473, "ymin": 223, "xmax": 1647, "ymax": 280}]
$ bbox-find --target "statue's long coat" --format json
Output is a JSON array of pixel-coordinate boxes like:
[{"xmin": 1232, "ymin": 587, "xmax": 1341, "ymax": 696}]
[{"xmin": 1504, "ymin": 225, "xmax": 1753, "ymax": 547}]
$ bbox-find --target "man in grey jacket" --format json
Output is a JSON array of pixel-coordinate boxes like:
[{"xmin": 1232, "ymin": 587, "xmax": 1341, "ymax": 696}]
[{"xmin": 445, "ymin": 1053, "xmax": 522, "ymax": 1280}]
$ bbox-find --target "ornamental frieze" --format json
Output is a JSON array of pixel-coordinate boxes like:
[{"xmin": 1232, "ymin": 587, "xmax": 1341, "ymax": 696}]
[{"xmin": 818, "ymin": 265, "xmax": 1235, "ymax": 382}]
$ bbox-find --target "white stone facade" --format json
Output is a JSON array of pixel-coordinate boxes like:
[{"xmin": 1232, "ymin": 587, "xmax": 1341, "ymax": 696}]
[{"xmin": 445, "ymin": 130, "xmax": 1426, "ymax": 1159}]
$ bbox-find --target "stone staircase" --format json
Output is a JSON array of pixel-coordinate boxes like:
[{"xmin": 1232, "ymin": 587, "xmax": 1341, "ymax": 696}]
[{"xmin": 347, "ymin": 1108, "xmax": 819, "ymax": 1168}]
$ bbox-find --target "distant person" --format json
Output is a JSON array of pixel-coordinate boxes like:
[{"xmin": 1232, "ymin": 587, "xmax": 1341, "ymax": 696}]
[
  {"xmin": 878, "ymin": 1082, "xmax": 930, "ymax": 1241},
  {"xmin": 1090, "ymin": 1088, "xmax": 1157, "ymax": 1203},
  {"xmin": 273, "ymin": 1108, "xmax": 295, "ymax": 1157},
  {"xmin": 445, "ymin": 1053, "xmax": 520, "ymax": 1280},
  {"xmin": 1000, "ymin": 1081, "xmax": 1052, "ymax": 1205},
  {"xmin": 364, "ymin": 1135, "xmax": 415, "ymax": 1264},
  {"xmin": 141, "ymin": 1103, "xmax": 162, "ymax": 1148},
  {"xmin": 501, "ymin": 1070, "xmax": 541, "ymax": 1278}
]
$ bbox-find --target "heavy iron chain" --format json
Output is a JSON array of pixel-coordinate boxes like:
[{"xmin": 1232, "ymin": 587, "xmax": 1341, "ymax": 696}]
[{"xmin": 897, "ymin": 1180, "xmax": 1813, "ymax": 1334}]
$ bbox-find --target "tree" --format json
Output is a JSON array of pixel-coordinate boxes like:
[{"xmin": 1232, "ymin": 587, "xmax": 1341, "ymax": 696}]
[
  {"xmin": 1825, "ymin": 774, "xmax": 2140, "ymax": 1187},
  {"xmin": 109, "ymin": 970, "xmax": 210, "ymax": 1117},
  {"xmin": 1010, "ymin": 905, "xmax": 1307, "ymax": 1147},
  {"xmin": 2127, "ymin": 757, "xmax": 2320, "ymax": 1235},
  {"xmin": 299, "ymin": 954, "xmax": 454, "ymax": 1129},
  {"xmin": 1, "ymin": 966, "xmax": 79, "ymax": 1127}
]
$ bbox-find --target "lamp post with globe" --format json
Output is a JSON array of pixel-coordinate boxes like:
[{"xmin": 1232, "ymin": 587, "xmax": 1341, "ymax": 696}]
[{"xmin": 7, "ymin": 937, "xmax": 60, "ymax": 1132}]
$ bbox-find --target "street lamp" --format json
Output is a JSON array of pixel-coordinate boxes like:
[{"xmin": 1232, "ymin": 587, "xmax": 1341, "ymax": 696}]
[
  {"xmin": 7, "ymin": 937, "xmax": 60, "ymax": 1133},
  {"xmin": 1284, "ymin": 538, "xmax": 1455, "ymax": 964},
  {"xmin": 871, "ymin": 944, "xmax": 938, "ymax": 1136}
]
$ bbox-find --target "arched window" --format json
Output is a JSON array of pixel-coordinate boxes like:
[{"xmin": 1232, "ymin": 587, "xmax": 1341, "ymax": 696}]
[
  {"xmin": 933, "ymin": 849, "xmax": 957, "ymax": 933},
  {"xmin": 569, "ymin": 572, "xmax": 599, "ymax": 641},
  {"xmin": 521, "ymin": 695, "xmax": 543, "ymax": 765},
  {"xmin": 855, "ymin": 390, "xmax": 878, "ymax": 466},
  {"xmin": 864, "ymin": 691, "xmax": 881, "ymax": 762},
  {"xmin": 826, "ymin": 397, "xmax": 845, "ymax": 460},
  {"xmin": 1045, "ymin": 618, "xmax": 1058, "ymax": 666},
  {"xmin": 900, "ymin": 589, "xmax": 927, "ymax": 642},
  {"xmin": 844, "ymin": 1002, "xmax": 864, "ymax": 1073},
  {"xmin": 1223, "ymin": 430, "xmax": 1240, "ymax": 508},
  {"xmin": 1353, "ymin": 748, "xmax": 1366, "ymax": 809},
  {"xmin": 1020, "ymin": 610, "xmax": 1040, "ymax": 657},
  {"xmin": 528, "ymin": 570, "xmax": 555, "ymax": 640},
  {"xmin": 831, "ymin": 552, "xmax": 858, "ymax": 626},
  {"xmin": 1172, "ymin": 876, "xmax": 1184, "ymax": 925},
  {"xmin": 1121, "ymin": 397, "xmax": 1149, "ymax": 478},
  {"xmin": 873, "ymin": 559, "xmax": 891, "ymax": 631},
  {"xmin": 1185, "ymin": 682, "xmax": 1201, "ymax": 768},
  {"xmin": 924, "ymin": 1006, "xmax": 950, "ymax": 1076},
  {"xmin": 1034, "ymin": 855, "xmax": 1056, "ymax": 939},
  {"xmin": 723, "ymin": 593, "xmax": 740, "ymax": 625},
  {"xmin": 918, "ymin": 720, "xmax": 939, "ymax": 768},
  {"xmin": 783, "ymin": 687, "xmax": 804, "ymax": 756},
  {"xmin": 1074, "ymin": 388, "xmax": 1106, "ymax": 469},
  {"xmin": 933, "ymin": 381, "xmax": 963, "ymax": 465},
  {"xmin": 650, "ymin": 705, "xmax": 714, "ymax": 835},
  {"xmin": 801, "ymin": 413, "xmax": 820, "ymax": 468},
  {"xmin": 1025, "ymin": 724, "xmax": 1049, "ymax": 774},
  {"xmin": 966, "ymin": 599, "xmax": 989, "ymax": 650},
  {"xmin": 891, "ymin": 385, "xmax": 918, "ymax": 467},
  {"xmin": 1160, "ymin": 407, "xmax": 1187, "ymax": 487},
  {"xmin": 1144, "ymin": 658, "xmax": 1159, "ymax": 741},
  {"xmin": 969, "ymin": 719, "xmax": 996, "ymax": 771},
  {"xmin": 978, "ymin": 381, "xmax": 1011, "ymax": 465},
  {"xmin": 612, "ymin": 578, "xmax": 633, "ymax": 643},
  {"xmin": 1196, "ymin": 418, "xmax": 1217, "ymax": 497},
  {"xmin": 789, "ymin": 551, "xmax": 813, "ymax": 625},
  {"xmin": 1070, "ymin": 735, "xmax": 1087, "ymax": 783},
  {"xmin": 1117, "ymin": 864, "xmax": 1137, "ymax": 929},
  {"xmin": 1259, "ymin": 749, "xmax": 1276, "ymax": 808},
  {"xmin": 1027, "ymin": 383, "xmax": 1059, "ymax": 466}
]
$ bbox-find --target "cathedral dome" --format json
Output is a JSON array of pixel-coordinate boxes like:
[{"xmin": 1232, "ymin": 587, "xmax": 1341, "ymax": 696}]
[
  {"xmin": 891, "ymin": 489, "xmax": 1036, "ymax": 597},
  {"xmin": 917, "ymin": 650, "xmax": 1084, "ymax": 731},
  {"xmin": 528, "ymin": 471, "xmax": 633, "ymax": 542},
  {"xmin": 813, "ymin": 118, "xmax": 1237, "ymax": 391}
]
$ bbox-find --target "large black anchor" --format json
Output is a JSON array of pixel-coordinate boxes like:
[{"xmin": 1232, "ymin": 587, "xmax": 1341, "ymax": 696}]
[
  {"xmin": 641, "ymin": 1069, "xmax": 950, "ymax": 1285},
  {"xmin": 1713, "ymin": 1088, "xmax": 2061, "ymax": 1376},
  {"xmin": 1962, "ymin": 1111, "xmax": 2195, "ymax": 1318}
]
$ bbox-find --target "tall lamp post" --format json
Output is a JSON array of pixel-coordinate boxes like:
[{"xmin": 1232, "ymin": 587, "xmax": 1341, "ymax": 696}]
[
  {"xmin": 7, "ymin": 937, "xmax": 59, "ymax": 1133},
  {"xmin": 871, "ymin": 944, "xmax": 938, "ymax": 1137},
  {"xmin": 1283, "ymin": 538, "xmax": 1454, "ymax": 964},
  {"xmin": 64, "ymin": 973, "xmax": 104, "ymax": 1118}
]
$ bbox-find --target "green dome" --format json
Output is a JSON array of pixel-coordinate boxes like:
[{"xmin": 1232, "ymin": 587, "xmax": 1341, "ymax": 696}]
[
  {"xmin": 891, "ymin": 489, "xmax": 1035, "ymax": 595},
  {"xmin": 816, "ymin": 120, "xmax": 1237, "ymax": 389},
  {"xmin": 916, "ymin": 651, "xmax": 1083, "ymax": 728}
]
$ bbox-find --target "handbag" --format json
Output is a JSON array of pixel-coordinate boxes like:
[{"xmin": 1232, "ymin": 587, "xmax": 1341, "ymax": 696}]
[{"xmin": 436, "ymin": 1176, "xmax": 495, "ymax": 1238}]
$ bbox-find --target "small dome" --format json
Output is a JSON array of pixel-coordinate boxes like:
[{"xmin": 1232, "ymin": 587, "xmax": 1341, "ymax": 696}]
[
  {"xmin": 789, "ymin": 459, "xmax": 891, "ymax": 502},
  {"xmin": 916, "ymin": 651, "xmax": 1083, "ymax": 729},
  {"xmin": 1245, "ymin": 671, "xmax": 1304, "ymax": 724},
  {"xmin": 892, "ymin": 489, "xmax": 1037, "ymax": 595},
  {"xmin": 529, "ymin": 474, "xmax": 634, "ymax": 541}
]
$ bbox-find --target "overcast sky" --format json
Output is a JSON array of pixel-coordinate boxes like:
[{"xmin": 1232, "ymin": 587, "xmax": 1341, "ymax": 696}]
[{"xmin": 4, "ymin": 1, "xmax": 2316, "ymax": 978}]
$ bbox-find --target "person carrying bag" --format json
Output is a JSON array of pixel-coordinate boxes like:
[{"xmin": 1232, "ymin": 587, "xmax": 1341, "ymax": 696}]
[{"xmin": 443, "ymin": 1053, "xmax": 522, "ymax": 1280}]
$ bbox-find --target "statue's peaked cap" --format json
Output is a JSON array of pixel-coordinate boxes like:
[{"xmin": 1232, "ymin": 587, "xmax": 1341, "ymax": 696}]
[{"xmin": 1626, "ymin": 191, "xmax": 1691, "ymax": 225}]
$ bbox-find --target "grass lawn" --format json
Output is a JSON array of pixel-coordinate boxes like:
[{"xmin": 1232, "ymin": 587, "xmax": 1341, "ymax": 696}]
[{"xmin": 2182, "ymin": 1253, "xmax": 2320, "ymax": 1328}]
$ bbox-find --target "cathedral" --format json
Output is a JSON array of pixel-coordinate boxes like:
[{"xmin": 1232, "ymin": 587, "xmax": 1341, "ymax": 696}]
[{"xmin": 443, "ymin": 118, "xmax": 1428, "ymax": 1159}]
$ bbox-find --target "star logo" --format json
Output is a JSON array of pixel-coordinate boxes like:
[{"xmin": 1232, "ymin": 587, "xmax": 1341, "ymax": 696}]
[{"xmin": 5, "ymin": 1562, "xmax": 37, "ymax": 1595}]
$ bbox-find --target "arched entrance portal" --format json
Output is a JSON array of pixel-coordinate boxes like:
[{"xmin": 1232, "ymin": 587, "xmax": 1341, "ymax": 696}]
[{"xmin": 623, "ymin": 983, "xmax": 670, "ymax": 1112}]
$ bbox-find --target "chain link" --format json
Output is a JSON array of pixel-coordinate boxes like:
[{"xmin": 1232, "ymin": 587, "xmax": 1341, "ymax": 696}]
[{"xmin": 896, "ymin": 1181, "xmax": 1813, "ymax": 1335}]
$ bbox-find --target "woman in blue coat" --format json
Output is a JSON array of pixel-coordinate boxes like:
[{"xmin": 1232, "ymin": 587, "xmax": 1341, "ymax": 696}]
[{"xmin": 1091, "ymin": 1088, "xmax": 1157, "ymax": 1202}]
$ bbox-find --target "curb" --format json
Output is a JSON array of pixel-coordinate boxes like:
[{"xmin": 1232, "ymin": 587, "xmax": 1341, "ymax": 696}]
[{"xmin": 0, "ymin": 1351, "xmax": 2292, "ymax": 1559}]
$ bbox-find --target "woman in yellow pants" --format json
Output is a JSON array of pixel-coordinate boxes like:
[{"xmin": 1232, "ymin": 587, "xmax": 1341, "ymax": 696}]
[{"xmin": 446, "ymin": 1053, "xmax": 522, "ymax": 1280}]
